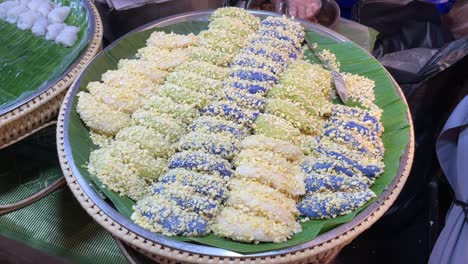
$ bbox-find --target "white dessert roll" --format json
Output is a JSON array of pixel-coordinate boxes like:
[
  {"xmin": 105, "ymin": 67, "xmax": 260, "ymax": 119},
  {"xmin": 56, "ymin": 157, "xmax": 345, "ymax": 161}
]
[
  {"xmin": 31, "ymin": 15, "xmax": 48, "ymax": 36},
  {"xmin": 37, "ymin": 1, "xmax": 53, "ymax": 17},
  {"xmin": 17, "ymin": 10, "xmax": 39, "ymax": 30},
  {"xmin": 0, "ymin": 1, "xmax": 19, "ymax": 21},
  {"xmin": 45, "ymin": 22, "xmax": 65, "ymax": 41},
  {"xmin": 6, "ymin": 4, "xmax": 27, "ymax": 24},
  {"xmin": 47, "ymin": 6, "xmax": 70, "ymax": 23},
  {"xmin": 55, "ymin": 25, "xmax": 79, "ymax": 47}
]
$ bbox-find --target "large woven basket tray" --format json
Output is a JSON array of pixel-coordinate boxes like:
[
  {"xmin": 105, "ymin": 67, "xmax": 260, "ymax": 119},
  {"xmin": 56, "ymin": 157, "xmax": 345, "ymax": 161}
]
[
  {"xmin": 57, "ymin": 10, "xmax": 415, "ymax": 263},
  {"xmin": 0, "ymin": 0, "xmax": 103, "ymax": 149}
]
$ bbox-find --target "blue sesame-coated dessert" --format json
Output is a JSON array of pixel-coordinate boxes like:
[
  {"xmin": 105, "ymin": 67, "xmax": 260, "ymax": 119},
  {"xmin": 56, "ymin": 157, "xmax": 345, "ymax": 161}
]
[
  {"xmin": 179, "ymin": 131, "xmax": 240, "ymax": 159},
  {"xmin": 132, "ymin": 196, "xmax": 209, "ymax": 236},
  {"xmin": 230, "ymin": 67, "xmax": 279, "ymax": 84},
  {"xmin": 201, "ymin": 101, "xmax": 260, "ymax": 126},
  {"xmin": 297, "ymin": 190, "xmax": 375, "ymax": 219},
  {"xmin": 158, "ymin": 168, "xmax": 227, "ymax": 201},
  {"xmin": 190, "ymin": 116, "xmax": 248, "ymax": 138},
  {"xmin": 304, "ymin": 172, "xmax": 369, "ymax": 193},
  {"xmin": 228, "ymin": 79, "xmax": 270, "ymax": 95},
  {"xmin": 222, "ymin": 88, "xmax": 266, "ymax": 110},
  {"xmin": 152, "ymin": 183, "xmax": 221, "ymax": 217},
  {"xmin": 168, "ymin": 150, "xmax": 234, "ymax": 177}
]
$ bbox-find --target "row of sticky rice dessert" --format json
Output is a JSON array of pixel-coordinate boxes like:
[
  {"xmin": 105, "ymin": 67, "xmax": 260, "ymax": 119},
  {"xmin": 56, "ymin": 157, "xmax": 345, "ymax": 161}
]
[
  {"xmin": 210, "ymin": 17, "xmax": 307, "ymax": 243},
  {"xmin": 82, "ymin": 33, "xmax": 198, "ymax": 200},
  {"xmin": 298, "ymin": 104, "xmax": 384, "ymax": 219},
  {"xmin": 212, "ymin": 135, "xmax": 305, "ymax": 243},
  {"xmin": 253, "ymin": 60, "xmax": 333, "ymax": 149},
  {"xmin": 80, "ymin": 7, "xmax": 260, "ymax": 201},
  {"xmin": 132, "ymin": 15, "xmax": 304, "ymax": 238}
]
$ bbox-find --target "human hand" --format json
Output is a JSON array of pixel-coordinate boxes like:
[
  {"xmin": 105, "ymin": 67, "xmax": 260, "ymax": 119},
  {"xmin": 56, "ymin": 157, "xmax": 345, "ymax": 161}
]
[{"xmin": 271, "ymin": 0, "xmax": 322, "ymax": 20}]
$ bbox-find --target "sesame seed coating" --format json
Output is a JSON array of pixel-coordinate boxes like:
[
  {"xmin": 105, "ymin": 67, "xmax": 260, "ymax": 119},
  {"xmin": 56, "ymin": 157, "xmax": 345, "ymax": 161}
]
[
  {"xmin": 158, "ymin": 168, "xmax": 227, "ymax": 201},
  {"xmin": 145, "ymin": 31, "xmax": 199, "ymax": 50},
  {"xmin": 76, "ymin": 92, "xmax": 131, "ymax": 135},
  {"xmin": 209, "ymin": 7, "xmax": 260, "ymax": 30},
  {"xmin": 132, "ymin": 195, "xmax": 209, "ymax": 236},
  {"xmin": 260, "ymin": 16, "xmax": 304, "ymax": 39},
  {"xmin": 103, "ymin": 141, "xmax": 168, "ymax": 180},
  {"xmin": 158, "ymin": 83, "xmax": 212, "ymax": 108},
  {"xmin": 279, "ymin": 61, "xmax": 332, "ymax": 102},
  {"xmin": 199, "ymin": 29, "xmax": 252, "ymax": 54},
  {"xmin": 265, "ymin": 98, "xmax": 318, "ymax": 135},
  {"xmin": 244, "ymin": 45, "xmax": 290, "ymax": 66},
  {"xmin": 131, "ymin": 110, "xmax": 187, "ymax": 143},
  {"xmin": 258, "ymin": 29, "xmax": 302, "ymax": 50},
  {"xmin": 212, "ymin": 207, "xmax": 300, "ymax": 243},
  {"xmin": 221, "ymin": 88, "xmax": 266, "ymax": 110},
  {"xmin": 342, "ymin": 73, "xmax": 382, "ymax": 118},
  {"xmin": 240, "ymin": 135, "xmax": 304, "ymax": 162},
  {"xmin": 302, "ymin": 153, "xmax": 383, "ymax": 182},
  {"xmin": 142, "ymin": 95, "xmax": 200, "ymax": 125},
  {"xmin": 230, "ymin": 67, "xmax": 279, "ymax": 84},
  {"xmin": 249, "ymin": 36, "xmax": 301, "ymax": 60},
  {"xmin": 87, "ymin": 81, "xmax": 143, "ymax": 114},
  {"xmin": 201, "ymin": 101, "xmax": 259, "ymax": 127},
  {"xmin": 322, "ymin": 126, "xmax": 384, "ymax": 158},
  {"xmin": 209, "ymin": 17, "xmax": 256, "ymax": 34},
  {"xmin": 88, "ymin": 141, "xmax": 168, "ymax": 200},
  {"xmin": 231, "ymin": 53, "xmax": 283, "ymax": 75},
  {"xmin": 316, "ymin": 136, "xmax": 383, "ymax": 166},
  {"xmin": 297, "ymin": 190, "xmax": 376, "ymax": 219},
  {"xmin": 115, "ymin": 125, "xmax": 175, "ymax": 157},
  {"xmin": 331, "ymin": 104, "xmax": 384, "ymax": 135},
  {"xmin": 304, "ymin": 172, "xmax": 369, "ymax": 193},
  {"xmin": 253, "ymin": 114, "xmax": 303, "ymax": 145},
  {"xmin": 176, "ymin": 61, "xmax": 229, "ymax": 81},
  {"xmin": 117, "ymin": 59, "xmax": 169, "ymax": 84},
  {"xmin": 152, "ymin": 183, "xmax": 221, "ymax": 217},
  {"xmin": 89, "ymin": 130, "xmax": 113, "ymax": 147},
  {"xmin": 190, "ymin": 47, "xmax": 235, "ymax": 67},
  {"xmin": 136, "ymin": 47, "xmax": 190, "ymax": 70},
  {"xmin": 166, "ymin": 71, "xmax": 222, "ymax": 95},
  {"xmin": 228, "ymin": 79, "xmax": 270, "ymax": 95},
  {"xmin": 268, "ymin": 83, "xmax": 329, "ymax": 119},
  {"xmin": 168, "ymin": 150, "xmax": 234, "ymax": 177},
  {"xmin": 190, "ymin": 116, "xmax": 248, "ymax": 138},
  {"xmin": 179, "ymin": 131, "xmax": 240, "ymax": 159}
]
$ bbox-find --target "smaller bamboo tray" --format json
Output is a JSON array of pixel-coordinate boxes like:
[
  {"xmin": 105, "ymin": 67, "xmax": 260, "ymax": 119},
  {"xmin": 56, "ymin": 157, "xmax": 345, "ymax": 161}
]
[{"xmin": 0, "ymin": 0, "xmax": 103, "ymax": 149}]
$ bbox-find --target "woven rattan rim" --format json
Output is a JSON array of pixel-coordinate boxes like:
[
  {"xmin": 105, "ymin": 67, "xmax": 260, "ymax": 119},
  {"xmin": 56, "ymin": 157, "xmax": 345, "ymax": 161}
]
[
  {"xmin": 57, "ymin": 74, "xmax": 414, "ymax": 263},
  {"xmin": 0, "ymin": 0, "xmax": 103, "ymax": 149},
  {"xmin": 56, "ymin": 11, "xmax": 415, "ymax": 262}
]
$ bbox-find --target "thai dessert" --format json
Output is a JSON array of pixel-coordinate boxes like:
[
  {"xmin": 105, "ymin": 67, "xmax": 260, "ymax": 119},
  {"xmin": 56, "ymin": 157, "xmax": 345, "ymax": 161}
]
[
  {"xmin": 0, "ymin": 0, "xmax": 79, "ymax": 47},
  {"xmin": 75, "ymin": 7, "xmax": 387, "ymax": 244}
]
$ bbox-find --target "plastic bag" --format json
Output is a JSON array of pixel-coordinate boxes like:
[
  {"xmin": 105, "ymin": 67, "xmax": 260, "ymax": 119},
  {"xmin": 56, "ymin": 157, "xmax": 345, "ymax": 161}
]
[{"xmin": 339, "ymin": 2, "xmax": 468, "ymax": 262}]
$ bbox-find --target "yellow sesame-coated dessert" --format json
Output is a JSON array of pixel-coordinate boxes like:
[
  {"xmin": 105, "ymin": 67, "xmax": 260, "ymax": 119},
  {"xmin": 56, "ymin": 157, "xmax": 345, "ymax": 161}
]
[{"xmin": 75, "ymin": 7, "xmax": 391, "ymax": 245}]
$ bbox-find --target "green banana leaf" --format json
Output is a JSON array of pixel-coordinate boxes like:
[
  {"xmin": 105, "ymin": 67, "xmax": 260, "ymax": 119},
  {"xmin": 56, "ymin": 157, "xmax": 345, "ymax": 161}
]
[
  {"xmin": 0, "ymin": 0, "xmax": 90, "ymax": 115},
  {"xmin": 67, "ymin": 22, "xmax": 410, "ymax": 253}
]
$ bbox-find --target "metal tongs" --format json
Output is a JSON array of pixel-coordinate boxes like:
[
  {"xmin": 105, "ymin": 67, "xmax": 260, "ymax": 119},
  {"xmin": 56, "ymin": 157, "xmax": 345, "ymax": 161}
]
[{"xmin": 279, "ymin": 1, "xmax": 349, "ymax": 104}]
